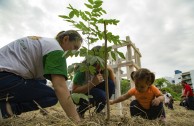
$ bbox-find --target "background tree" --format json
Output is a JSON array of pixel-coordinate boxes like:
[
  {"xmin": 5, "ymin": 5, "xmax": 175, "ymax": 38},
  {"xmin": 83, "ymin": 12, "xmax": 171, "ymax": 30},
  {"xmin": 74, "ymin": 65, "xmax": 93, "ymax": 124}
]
[
  {"xmin": 162, "ymin": 83, "xmax": 182, "ymax": 101},
  {"xmin": 154, "ymin": 78, "xmax": 170, "ymax": 89},
  {"xmin": 121, "ymin": 78, "xmax": 130, "ymax": 94},
  {"xmin": 154, "ymin": 78, "xmax": 182, "ymax": 101}
]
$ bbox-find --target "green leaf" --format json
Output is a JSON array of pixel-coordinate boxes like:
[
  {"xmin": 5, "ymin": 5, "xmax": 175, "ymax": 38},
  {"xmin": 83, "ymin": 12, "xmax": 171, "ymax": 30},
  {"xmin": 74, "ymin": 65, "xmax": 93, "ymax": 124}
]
[
  {"xmin": 89, "ymin": 65, "xmax": 96, "ymax": 75},
  {"xmin": 97, "ymin": 32, "xmax": 103, "ymax": 40},
  {"xmin": 69, "ymin": 11, "xmax": 74, "ymax": 18},
  {"xmin": 96, "ymin": 56, "xmax": 105, "ymax": 66},
  {"xmin": 71, "ymin": 93, "xmax": 93, "ymax": 104},
  {"xmin": 79, "ymin": 47, "xmax": 88, "ymax": 57},
  {"xmin": 63, "ymin": 50, "xmax": 72, "ymax": 58},
  {"xmin": 74, "ymin": 9, "xmax": 79, "ymax": 17},
  {"xmin": 88, "ymin": 0, "xmax": 94, "ymax": 4},
  {"xmin": 85, "ymin": 11, "xmax": 91, "ymax": 17},
  {"xmin": 92, "ymin": 8, "xmax": 102, "ymax": 13},
  {"xmin": 80, "ymin": 11, "xmax": 89, "ymax": 21},
  {"xmin": 69, "ymin": 4, "xmax": 73, "ymax": 9},
  {"xmin": 91, "ymin": 13, "xmax": 100, "ymax": 17},
  {"xmin": 101, "ymin": 9, "xmax": 107, "ymax": 14},
  {"xmin": 88, "ymin": 37, "xmax": 98, "ymax": 43},
  {"xmin": 63, "ymin": 50, "xmax": 79, "ymax": 58},
  {"xmin": 93, "ymin": 3, "xmax": 102, "ymax": 8},
  {"xmin": 107, "ymin": 46, "xmax": 112, "ymax": 52},
  {"xmin": 58, "ymin": 15, "xmax": 70, "ymax": 19},
  {"xmin": 89, "ymin": 56, "xmax": 98, "ymax": 65},
  {"xmin": 84, "ymin": 3, "xmax": 93, "ymax": 9},
  {"xmin": 94, "ymin": 0, "xmax": 103, "ymax": 5},
  {"xmin": 75, "ymin": 51, "xmax": 79, "ymax": 57},
  {"xmin": 116, "ymin": 50, "xmax": 125, "ymax": 59},
  {"xmin": 65, "ymin": 19, "xmax": 75, "ymax": 23},
  {"xmin": 111, "ymin": 51, "xmax": 116, "ymax": 61},
  {"xmin": 79, "ymin": 64, "xmax": 88, "ymax": 73}
]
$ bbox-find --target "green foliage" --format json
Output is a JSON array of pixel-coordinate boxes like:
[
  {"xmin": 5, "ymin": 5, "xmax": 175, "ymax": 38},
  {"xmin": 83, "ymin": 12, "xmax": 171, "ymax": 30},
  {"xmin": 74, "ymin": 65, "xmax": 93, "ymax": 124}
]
[
  {"xmin": 166, "ymin": 83, "xmax": 182, "ymax": 94},
  {"xmin": 155, "ymin": 78, "xmax": 182, "ymax": 101},
  {"xmin": 162, "ymin": 86, "xmax": 182, "ymax": 101},
  {"xmin": 121, "ymin": 78, "xmax": 131, "ymax": 94},
  {"xmin": 59, "ymin": 0, "xmax": 120, "ymax": 44},
  {"xmin": 154, "ymin": 78, "xmax": 171, "ymax": 89},
  {"xmin": 60, "ymin": 0, "xmax": 126, "ymax": 74},
  {"xmin": 163, "ymin": 83, "xmax": 182, "ymax": 101},
  {"xmin": 71, "ymin": 93, "xmax": 93, "ymax": 104}
]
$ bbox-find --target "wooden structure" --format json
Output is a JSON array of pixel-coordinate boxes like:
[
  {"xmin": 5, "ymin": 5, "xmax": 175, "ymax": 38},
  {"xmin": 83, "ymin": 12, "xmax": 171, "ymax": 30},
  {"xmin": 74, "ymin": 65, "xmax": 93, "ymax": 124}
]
[{"xmin": 108, "ymin": 36, "xmax": 142, "ymax": 115}]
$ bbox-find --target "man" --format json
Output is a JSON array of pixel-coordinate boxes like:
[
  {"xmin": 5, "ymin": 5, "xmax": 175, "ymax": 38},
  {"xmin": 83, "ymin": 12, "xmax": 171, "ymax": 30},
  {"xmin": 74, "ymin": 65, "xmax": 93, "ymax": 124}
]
[{"xmin": 181, "ymin": 81, "xmax": 194, "ymax": 110}]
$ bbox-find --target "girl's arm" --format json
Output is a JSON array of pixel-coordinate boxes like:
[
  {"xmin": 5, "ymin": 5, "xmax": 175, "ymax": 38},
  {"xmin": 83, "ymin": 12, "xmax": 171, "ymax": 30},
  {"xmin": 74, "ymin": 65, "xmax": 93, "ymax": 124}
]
[
  {"xmin": 157, "ymin": 95, "xmax": 165, "ymax": 102},
  {"xmin": 152, "ymin": 95, "xmax": 164, "ymax": 106},
  {"xmin": 110, "ymin": 93, "xmax": 131, "ymax": 105}
]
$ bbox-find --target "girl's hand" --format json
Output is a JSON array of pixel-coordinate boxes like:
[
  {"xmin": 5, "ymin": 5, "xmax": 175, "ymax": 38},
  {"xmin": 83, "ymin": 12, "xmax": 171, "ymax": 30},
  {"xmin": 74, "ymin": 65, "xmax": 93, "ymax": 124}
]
[
  {"xmin": 109, "ymin": 100, "xmax": 114, "ymax": 105},
  {"xmin": 151, "ymin": 97, "xmax": 160, "ymax": 106}
]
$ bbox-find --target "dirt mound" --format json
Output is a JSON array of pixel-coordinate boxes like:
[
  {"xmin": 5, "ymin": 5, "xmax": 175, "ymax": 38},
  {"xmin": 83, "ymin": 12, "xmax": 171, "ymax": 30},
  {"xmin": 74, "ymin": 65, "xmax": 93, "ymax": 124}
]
[{"xmin": 1, "ymin": 101, "xmax": 194, "ymax": 126}]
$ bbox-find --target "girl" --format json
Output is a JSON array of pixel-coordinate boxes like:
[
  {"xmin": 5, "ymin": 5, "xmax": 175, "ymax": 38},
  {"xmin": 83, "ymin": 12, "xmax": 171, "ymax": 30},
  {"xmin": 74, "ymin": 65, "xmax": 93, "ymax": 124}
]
[{"xmin": 110, "ymin": 68, "xmax": 165, "ymax": 120}]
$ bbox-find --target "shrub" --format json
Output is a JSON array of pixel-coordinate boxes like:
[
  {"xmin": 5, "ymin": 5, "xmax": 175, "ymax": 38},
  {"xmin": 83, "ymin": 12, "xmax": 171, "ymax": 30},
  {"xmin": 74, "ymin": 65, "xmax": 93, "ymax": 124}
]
[{"xmin": 121, "ymin": 78, "xmax": 130, "ymax": 94}]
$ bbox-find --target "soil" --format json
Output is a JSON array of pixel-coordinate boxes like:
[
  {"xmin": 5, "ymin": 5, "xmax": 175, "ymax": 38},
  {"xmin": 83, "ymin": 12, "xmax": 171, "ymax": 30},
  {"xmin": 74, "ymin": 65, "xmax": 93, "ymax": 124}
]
[{"xmin": 0, "ymin": 101, "xmax": 194, "ymax": 126}]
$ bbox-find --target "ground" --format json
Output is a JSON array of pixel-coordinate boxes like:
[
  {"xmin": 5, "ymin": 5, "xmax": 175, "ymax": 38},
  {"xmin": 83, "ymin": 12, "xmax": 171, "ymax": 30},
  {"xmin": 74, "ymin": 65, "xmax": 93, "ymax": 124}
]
[{"xmin": 0, "ymin": 101, "xmax": 194, "ymax": 126}]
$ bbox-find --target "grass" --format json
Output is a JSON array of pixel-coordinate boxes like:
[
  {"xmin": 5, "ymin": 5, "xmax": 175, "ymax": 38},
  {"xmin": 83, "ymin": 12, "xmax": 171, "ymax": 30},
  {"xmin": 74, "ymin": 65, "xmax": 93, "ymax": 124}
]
[{"xmin": 0, "ymin": 101, "xmax": 194, "ymax": 126}]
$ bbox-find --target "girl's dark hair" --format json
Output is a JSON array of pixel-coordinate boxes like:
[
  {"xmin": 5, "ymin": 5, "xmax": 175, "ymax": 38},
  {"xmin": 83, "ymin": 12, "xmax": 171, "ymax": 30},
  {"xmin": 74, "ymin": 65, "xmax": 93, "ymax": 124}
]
[
  {"xmin": 130, "ymin": 68, "xmax": 155, "ymax": 85},
  {"xmin": 56, "ymin": 30, "xmax": 83, "ymax": 44}
]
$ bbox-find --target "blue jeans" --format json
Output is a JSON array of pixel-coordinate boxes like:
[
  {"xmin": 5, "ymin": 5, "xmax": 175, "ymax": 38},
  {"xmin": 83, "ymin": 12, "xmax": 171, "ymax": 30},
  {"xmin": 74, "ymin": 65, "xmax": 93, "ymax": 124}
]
[
  {"xmin": 130, "ymin": 100, "xmax": 165, "ymax": 120},
  {"xmin": 77, "ymin": 78, "xmax": 115, "ymax": 116},
  {"xmin": 0, "ymin": 72, "xmax": 58, "ymax": 118}
]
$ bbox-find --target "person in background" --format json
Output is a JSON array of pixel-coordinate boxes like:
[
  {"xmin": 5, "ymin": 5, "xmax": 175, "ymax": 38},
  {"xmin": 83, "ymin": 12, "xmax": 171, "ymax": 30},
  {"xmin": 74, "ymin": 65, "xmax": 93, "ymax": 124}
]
[
  {"xmin": 71, "ymin": 46, "xmax": 115, "ymax": 118},
  {"xmin": 162, "ymin": 89, "xmax": 174, "ymax": 110},
  {"xmin": 180, "ymin": 81, "xmax": 194, "ymax": 110},
  {"xmin": 109, "ymin": 68, "xmax": 166, "ymax": 121},
  {"xmin": 0, "ymin": 30, "xmax": 83, "ymax": 122}
]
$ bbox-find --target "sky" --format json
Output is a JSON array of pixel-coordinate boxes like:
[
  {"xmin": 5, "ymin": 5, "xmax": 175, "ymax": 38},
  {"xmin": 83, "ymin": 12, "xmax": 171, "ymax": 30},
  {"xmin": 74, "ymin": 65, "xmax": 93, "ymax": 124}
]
[{"xmin": 0, "ymin": 0, "xmax": 194, "ymax": 79}]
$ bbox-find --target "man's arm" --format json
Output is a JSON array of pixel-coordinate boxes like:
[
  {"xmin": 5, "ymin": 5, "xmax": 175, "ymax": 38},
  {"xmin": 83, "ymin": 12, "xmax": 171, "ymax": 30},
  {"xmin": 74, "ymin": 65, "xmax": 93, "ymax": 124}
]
[
  {"xmin": 72, "ymin": 74, "xmax": 103, "ymax": 94},
  {"xmin": 51, "ymin": 74, "xmax": 80, "ymax": 122}
]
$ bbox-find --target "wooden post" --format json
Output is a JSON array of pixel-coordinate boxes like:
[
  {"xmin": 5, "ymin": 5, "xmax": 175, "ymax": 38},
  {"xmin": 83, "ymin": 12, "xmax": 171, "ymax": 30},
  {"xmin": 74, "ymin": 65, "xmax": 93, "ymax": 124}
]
[
  {"xmin": 126, "ymin": 36, "xmax": 135, "ymax": 88},
  {"xmin": 115, "ymin": 58, "xmax": 123, "ymax": 115},
  {"xmin": 104, "ymin": 21, "xmax": 110, "ymax": 121}
]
